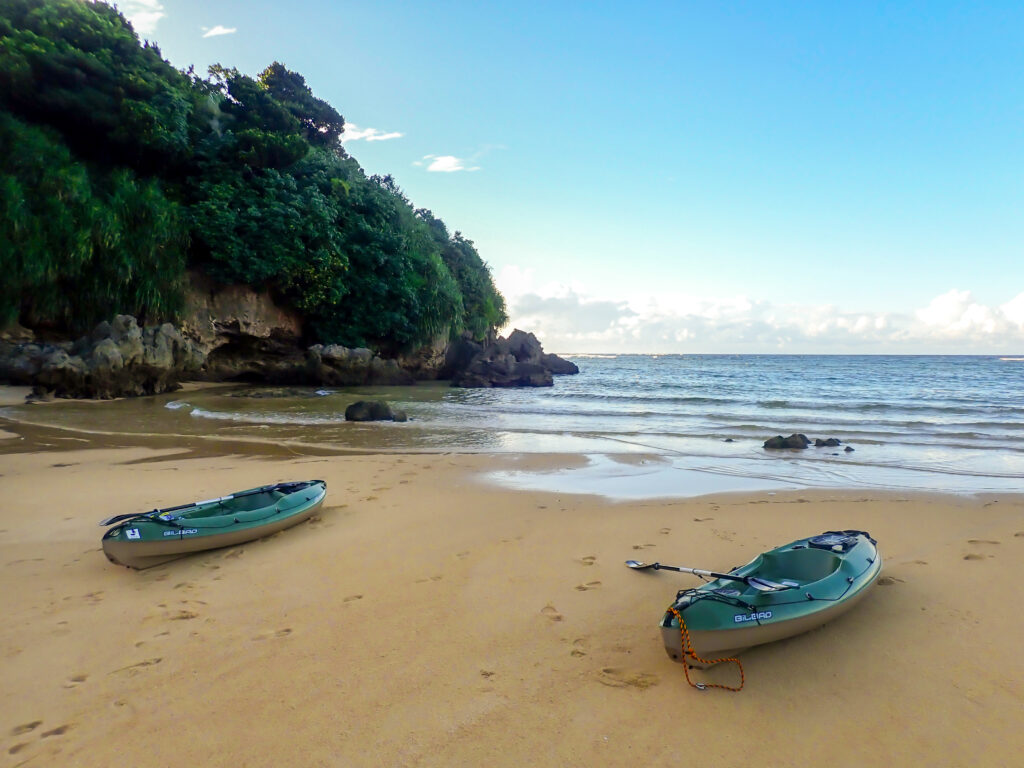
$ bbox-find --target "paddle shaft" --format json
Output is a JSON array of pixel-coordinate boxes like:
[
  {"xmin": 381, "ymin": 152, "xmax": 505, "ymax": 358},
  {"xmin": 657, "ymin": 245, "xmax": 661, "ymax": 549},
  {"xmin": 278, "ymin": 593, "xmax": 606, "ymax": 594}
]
[
  {"xmin": 650, "ymin": 563, "xmax": 749, "ymax": 583},
  {"xmin": 627, "ymin": 560, "xmax": 791, "ymax": 591}
]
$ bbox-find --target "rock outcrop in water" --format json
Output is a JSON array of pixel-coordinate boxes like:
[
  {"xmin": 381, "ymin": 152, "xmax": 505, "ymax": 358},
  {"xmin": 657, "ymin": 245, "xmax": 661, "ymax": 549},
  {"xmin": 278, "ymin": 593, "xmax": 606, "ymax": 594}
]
[
  {"xmin": 344, "ymin": 400, "xmax": 408, "ymax": 422},
  {"xmin": 764, "ymin": 434, "xmax": 812, "ymax": 449},
  {"xmin": 450, "ymin": 329, "xmax": 579, "ymax": 388},
  {"xmin": 763, "ymin": 434, "xmax": 849, "ymax": 450}
]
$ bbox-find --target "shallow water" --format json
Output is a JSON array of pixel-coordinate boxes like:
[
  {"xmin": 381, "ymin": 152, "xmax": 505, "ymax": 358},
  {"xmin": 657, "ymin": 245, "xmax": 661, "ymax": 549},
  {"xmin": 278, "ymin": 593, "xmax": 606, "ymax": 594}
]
[{"xmin": 2, "ymin": 355, "xmax": 1022, "ymax": 497}]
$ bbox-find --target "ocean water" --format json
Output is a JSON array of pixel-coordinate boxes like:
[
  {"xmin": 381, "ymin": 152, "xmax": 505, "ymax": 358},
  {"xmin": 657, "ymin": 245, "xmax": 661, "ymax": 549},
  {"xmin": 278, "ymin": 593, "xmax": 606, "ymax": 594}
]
[{"xmin": 3, "ymin": 355, "xmax": 1023, "ymax": 497}]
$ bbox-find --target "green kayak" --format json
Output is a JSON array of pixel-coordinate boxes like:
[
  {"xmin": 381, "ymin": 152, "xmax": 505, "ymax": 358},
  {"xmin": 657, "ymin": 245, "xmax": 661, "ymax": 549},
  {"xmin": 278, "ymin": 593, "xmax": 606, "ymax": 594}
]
[
  {"xmin": 101, "ymin": 480, "xmax": 327, "ymax": 569},
  {"xmin": 659, "ymin": 530, "xmax": 881, "ymax": 665}
]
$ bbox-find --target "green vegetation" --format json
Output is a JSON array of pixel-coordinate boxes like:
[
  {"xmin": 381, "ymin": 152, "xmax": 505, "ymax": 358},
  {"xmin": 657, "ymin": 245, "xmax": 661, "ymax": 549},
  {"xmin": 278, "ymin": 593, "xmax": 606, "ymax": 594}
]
[{"xmin": 0, "ymin": 0, "xmax": 506, "ymax": 350}]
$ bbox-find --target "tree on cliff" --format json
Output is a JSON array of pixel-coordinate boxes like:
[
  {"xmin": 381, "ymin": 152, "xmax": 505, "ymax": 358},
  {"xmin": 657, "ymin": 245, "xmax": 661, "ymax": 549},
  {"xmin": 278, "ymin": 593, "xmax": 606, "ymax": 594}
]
[{"xmin": 0, "ymin": 0, "xmax": 507, "ymax": 352}]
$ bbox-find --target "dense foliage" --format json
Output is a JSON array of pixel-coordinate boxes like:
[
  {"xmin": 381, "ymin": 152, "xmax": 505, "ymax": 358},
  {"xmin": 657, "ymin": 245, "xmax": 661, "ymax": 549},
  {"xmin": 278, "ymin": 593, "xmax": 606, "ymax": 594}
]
[{"xmin": 0, "ymin": 0, "xmax": 506, "ymax": 349}]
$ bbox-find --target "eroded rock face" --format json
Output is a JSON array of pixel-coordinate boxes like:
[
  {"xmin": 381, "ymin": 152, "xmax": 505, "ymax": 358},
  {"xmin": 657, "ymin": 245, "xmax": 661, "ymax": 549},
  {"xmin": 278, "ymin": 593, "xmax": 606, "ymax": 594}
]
[
  {"xmin": 180, "ymin": 271, "xmax": 303, "ymax": 354},
  {"xmin": 306, "ymin": 345, "xmax": 414, "ymax": 386},
  {"xmin": 396, "ymin": 334, "xmax": 449, "ymax": 380},
  {"xmin": 450, "ymin": 329, "xmax": 578, "ymax": 388}
]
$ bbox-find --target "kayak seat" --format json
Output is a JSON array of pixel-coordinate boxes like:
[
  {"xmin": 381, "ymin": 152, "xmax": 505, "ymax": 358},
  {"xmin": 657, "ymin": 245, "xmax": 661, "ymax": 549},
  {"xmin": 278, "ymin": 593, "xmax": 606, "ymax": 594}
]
[{"xmin": 756, "ymin": 549, "xmax": 841, "ymax": 585}]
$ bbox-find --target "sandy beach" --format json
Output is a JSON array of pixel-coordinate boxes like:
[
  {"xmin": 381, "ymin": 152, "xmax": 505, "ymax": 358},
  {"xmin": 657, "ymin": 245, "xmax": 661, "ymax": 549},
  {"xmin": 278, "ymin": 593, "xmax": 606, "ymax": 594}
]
[{"xmin": 1, "ymin": 416, "xmax": 1023, "ymax": 767}]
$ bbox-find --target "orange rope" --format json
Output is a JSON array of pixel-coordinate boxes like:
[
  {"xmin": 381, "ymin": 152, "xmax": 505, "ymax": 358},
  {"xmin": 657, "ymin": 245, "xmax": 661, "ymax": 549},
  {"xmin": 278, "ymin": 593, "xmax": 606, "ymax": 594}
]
[{"xmin": 669, "ymin": 606, "xmax": 745, "ymax": 692}]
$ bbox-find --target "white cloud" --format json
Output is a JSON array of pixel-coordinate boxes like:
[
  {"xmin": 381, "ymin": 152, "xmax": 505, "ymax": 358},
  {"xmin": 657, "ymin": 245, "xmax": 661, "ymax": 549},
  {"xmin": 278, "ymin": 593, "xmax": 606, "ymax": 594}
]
[
  {"xmin": 341, "ymin": 123, "xmax": 404, "ymax": 143},
  {"xmin": 121, "ymin": 0, "xmax": 164, "ymax": 35},
  {"xmin": 414, "ymin": 155, "xmax": 480, "ymax": 173},
  {"xmin": 496, "ymin": 271, "xmax": 1024, "ymax": 354},
  {"xmin": 202, "ymin": 25, "xmax": 237, "ymax": 38}
]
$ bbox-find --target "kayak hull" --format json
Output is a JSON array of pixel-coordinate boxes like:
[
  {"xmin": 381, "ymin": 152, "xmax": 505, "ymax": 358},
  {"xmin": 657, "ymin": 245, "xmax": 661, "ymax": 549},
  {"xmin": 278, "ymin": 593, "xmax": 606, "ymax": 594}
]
[
  {"xmin": 660, "ymin": 530, "xmax": 881, "ymax": 665},
  {"xmin": 102, "ymin": 480, "xmax": 326, "ymax": 569}
]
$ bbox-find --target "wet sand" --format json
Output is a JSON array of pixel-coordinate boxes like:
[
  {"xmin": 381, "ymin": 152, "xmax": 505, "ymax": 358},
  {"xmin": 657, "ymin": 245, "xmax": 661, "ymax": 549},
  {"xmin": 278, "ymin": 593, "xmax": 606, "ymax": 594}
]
[{"xmin": 1, "ymin": 421, "xmax": 1023, "ymax": 766}]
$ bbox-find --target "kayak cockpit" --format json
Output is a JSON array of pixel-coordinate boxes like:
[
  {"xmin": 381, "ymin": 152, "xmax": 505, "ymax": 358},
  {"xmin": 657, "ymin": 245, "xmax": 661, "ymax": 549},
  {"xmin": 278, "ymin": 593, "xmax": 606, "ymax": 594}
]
[
  {"xmin": 180, "ymin": 489, "xmax": 286, "ymax": 519},
  {"xmin": 745, "ymin": 547, "xmax": 842, "ymax": 587}
]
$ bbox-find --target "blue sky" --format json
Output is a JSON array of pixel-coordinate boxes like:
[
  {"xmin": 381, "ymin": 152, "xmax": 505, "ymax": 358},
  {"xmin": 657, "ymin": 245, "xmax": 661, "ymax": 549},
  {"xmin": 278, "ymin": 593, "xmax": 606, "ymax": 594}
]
[{"xmin": 122, "ymin": 1, "xmax": 1023, "ymax": 353}]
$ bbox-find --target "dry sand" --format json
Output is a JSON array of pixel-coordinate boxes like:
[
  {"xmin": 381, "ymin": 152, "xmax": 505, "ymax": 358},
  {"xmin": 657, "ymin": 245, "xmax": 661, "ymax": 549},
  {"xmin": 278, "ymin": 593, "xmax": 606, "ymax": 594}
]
[{"xmin": 1, "ymin": 426, "xmax": 1022, "ymax": 766}]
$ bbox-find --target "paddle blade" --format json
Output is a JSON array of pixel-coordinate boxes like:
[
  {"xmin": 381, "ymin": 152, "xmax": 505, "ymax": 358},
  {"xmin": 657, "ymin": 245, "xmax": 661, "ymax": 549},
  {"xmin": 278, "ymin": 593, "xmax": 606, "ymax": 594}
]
[{"xmin": 625, "ymin": 559, "xmax": 655, "ymax": 570}]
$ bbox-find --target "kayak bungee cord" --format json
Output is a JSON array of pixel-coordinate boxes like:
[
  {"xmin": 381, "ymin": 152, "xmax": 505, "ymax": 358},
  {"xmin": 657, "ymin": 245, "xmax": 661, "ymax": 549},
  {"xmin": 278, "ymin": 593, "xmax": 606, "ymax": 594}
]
[{"xmin": 669, "ymin": 603, "xmax": 744, "ymax": 692}]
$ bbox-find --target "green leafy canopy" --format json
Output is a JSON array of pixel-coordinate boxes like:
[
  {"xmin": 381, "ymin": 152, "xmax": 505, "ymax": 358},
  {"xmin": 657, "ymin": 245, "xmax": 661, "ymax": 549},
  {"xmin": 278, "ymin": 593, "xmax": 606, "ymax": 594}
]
[{"xmin": 0, "ymin": 0, "xmax": 506, "ymax": 349}]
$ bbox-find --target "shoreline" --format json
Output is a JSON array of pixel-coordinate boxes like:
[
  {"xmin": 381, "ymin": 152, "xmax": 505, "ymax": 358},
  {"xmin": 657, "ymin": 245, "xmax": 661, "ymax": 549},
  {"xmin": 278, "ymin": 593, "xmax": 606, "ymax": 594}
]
[
  {"xmin": 1, "ymin": 432, "xmax": 1022, "ymax": 765},
  {"xmin": 3, "ymin": 409, "xmax": 1017, "ymax": 500}
]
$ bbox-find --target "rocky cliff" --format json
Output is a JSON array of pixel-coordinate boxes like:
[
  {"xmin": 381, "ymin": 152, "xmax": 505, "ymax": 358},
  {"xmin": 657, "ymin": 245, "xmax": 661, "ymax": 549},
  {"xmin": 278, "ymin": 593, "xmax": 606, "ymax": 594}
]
[{"xmin": 0, "ymin": 276, "xmax": 577, "ymax": 398}]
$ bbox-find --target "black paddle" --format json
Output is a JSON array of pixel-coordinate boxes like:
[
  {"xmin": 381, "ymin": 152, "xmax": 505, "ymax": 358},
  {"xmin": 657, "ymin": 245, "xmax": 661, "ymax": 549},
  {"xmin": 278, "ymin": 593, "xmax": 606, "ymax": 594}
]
[
  {"xmin": 625, "ymin": 559, "xmax": 794, "ymax": 592},
  {"xmin": 98, "ymin": 481, "xmax": 316, "ymax": 526}
]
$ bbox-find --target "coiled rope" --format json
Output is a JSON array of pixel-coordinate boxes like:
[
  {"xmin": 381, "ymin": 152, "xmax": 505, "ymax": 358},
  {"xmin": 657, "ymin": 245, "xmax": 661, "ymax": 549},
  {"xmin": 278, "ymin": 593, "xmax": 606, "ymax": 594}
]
[{"xmin": 669, "ymin": 606, "xmax": 745, "ymax": 692}]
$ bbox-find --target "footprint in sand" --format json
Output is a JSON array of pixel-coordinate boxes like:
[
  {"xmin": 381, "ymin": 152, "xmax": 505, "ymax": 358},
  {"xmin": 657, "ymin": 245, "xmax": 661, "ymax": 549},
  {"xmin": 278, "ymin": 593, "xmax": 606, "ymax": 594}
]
[
  {"xmin": 571, "ymin": 638, "xmax": 588, "ymax": 657},
  {"xmin": 596, "ymin": 667, "xmax": 659, "ymax": 689},
  {"xmin": 10, "ymin": 721, "xmax": 42, "ymax": 737},
  {"xmin": 41, "ymin": 724, "xmax": 73, "ymax": 738},
  {"xmin": 1015, "ymin": 532, "xmax": 1024, "ymax": 538},
  {"xmin": 414, "ymin": 575, "xmax": 443, "ymax": 584},
  {"xmin": 168, "ymin": 610, "xmax": 199, "ymax": 621},
  {"xmin": 631, "ymin": 544, "xmax": 655, "ymax": 550},
  {"xmin": 577, "ymin": 555, "xmax": 597, "ymax": 566},
  {"xmin": 343, "ymin": 594, "xmax": 363, "ymax": 602},
  {"xmin": 693, "ymin": 517, "xmax": 713, "ymax": 522},
  {"xmin": 574, "ymin": 581, "xmax": 602, "ymax": 591},
  {"xmin": 967, "ymin": 539, "xmax": 1000, "ymax": 545},
  {"xmin": 659, "ymin": 528, "xmax": 671, "ymax": 535},
  {"xmin": 223, "ymin": 549, "xmax": 245, "ymax": 559},
  {"xmin": 63, "ymin": 674, "xmax": 88, "ymax": 688},
  {"xmin": 541, "ymin": 604, "xmax": 563, "ymax": 622},
  {"xmin": 135, "ymin": 630, "xmax": 171, "ymax": 648},
  {"xmin": 110, "ymin": 658, "xmax": 162, "ymax": 676},
  {"xmin": 877, "ymin": 576, "xmax": 904, "ymax": 586},
  {"xmin": 252, "ymin": 628, "xmax": 292, "ymax": 641},
  {"xmin": 83, "ymin": 591, "xmax": 104, "ymax": 605},
  {"xmin": 963, "ymin": 553, "xmax": 989, "ymax": 561}
]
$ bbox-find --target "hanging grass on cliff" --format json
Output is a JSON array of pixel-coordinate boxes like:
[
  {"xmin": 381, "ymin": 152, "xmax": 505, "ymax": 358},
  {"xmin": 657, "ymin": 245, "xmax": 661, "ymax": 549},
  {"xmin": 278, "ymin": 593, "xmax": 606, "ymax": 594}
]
[{"xmin": 0, "ymin": 0, "xmax": 507, "ymax": 350}]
